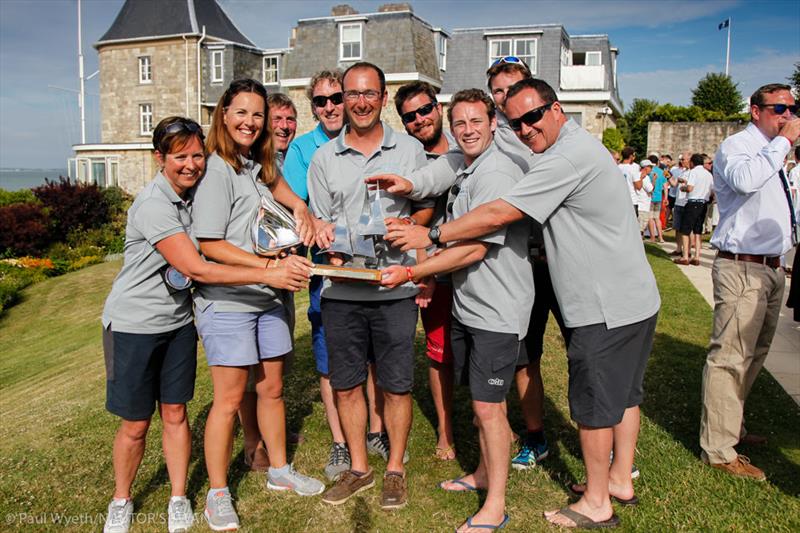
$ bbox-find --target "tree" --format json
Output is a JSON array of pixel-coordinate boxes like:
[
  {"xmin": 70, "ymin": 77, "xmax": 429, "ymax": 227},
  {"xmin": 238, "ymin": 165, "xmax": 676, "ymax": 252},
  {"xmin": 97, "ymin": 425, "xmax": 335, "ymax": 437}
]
[
  {"xmin": 691, "ymin": 73, "xmax": 742, "ymax": 115},
  {"xmin": 602, "ymin": 128, "xmax": 624, "ymax": 153},
  {"xmin": 622, "ymin": 98, "xmax": 659, "ymax": 155},
  {"xmin": 789, "ymin": 62, "xmax": 800, "ymax": 96}
]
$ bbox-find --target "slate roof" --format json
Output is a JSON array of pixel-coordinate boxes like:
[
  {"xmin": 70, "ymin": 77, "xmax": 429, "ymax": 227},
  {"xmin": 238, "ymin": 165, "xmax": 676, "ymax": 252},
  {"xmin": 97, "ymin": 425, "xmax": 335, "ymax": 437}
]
[{"xmin": 95, "ymin": 0, "xmax": 255, "ymax": 48}]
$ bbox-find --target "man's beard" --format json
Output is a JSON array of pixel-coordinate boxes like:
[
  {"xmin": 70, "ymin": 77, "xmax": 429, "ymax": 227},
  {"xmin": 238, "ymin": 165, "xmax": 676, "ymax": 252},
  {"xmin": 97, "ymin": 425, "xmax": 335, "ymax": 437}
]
[{"xmin": 416, "ymin": 120, "xmax": 443, "ymax": 150}]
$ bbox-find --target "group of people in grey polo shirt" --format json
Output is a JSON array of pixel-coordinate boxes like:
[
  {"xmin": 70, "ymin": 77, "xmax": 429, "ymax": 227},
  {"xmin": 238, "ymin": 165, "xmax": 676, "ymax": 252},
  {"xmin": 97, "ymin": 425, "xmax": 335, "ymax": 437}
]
[{"xmin": 101, "ymin": 55, "xmax": 662, "ymax": 532}]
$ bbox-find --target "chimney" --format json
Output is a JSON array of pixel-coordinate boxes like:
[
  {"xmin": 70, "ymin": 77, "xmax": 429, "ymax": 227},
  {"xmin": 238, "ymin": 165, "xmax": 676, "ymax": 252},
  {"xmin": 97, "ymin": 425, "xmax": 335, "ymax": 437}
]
[
  {"xmin": 378, "ymin": 3, "xmax": 413, "ymax": 12},
  {"xmin": 331, "ymin": 5, "xmax": 358, "ymax": 16}
]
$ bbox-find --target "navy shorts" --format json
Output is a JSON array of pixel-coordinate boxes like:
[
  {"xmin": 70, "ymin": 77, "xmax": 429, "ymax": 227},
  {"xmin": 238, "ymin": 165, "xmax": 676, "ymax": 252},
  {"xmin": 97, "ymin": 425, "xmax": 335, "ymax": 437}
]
[
  {"xmin": 321, "ymin": 297, "xmax": 417, "ymax": 393},
  {"xmin": 452, "ymin": 319, "xmax": 522, "ymax": 403},
  {"xmin": 104, "ymin": 322, "xmax": 197, "ymax": 421},
  {"xmin": 563, "ymin": 312, "xmax": 658, "ymax": 427}
]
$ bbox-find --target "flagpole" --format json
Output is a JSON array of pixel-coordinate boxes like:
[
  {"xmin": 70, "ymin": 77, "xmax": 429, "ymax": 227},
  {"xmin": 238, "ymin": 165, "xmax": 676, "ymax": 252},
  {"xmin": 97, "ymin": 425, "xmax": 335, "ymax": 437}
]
[
  {"xmin": 725, "ymin": 17, "xmax": 731, "ymax": 77},
  {"xmin": 78, "ymin": 0, "xmax": 86, "ymax": 144}
]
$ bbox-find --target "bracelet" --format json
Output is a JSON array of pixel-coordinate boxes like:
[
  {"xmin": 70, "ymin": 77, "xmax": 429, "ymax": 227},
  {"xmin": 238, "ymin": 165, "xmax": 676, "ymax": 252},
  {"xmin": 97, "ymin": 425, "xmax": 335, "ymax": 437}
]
[
  {"xmin": 402, "ymin": 216, "xmax": 415, "ymax": 225},
  {"xmin": 405, "ymin": 266, "xmax": 415, "ymax": 283}
]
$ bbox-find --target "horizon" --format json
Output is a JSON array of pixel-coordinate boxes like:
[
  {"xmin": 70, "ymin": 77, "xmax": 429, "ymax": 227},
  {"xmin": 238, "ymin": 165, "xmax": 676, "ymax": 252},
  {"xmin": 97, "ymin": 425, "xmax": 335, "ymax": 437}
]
[{"xmin": 1, "ymin": 0, "xmax": 798, "ymax": 169}]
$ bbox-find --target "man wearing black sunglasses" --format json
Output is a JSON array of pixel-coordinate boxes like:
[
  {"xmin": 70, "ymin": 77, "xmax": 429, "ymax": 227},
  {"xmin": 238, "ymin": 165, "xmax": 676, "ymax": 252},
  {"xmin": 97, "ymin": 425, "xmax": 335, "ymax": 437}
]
[
  {"xmin": 384, "ymin": 77, "xmax": 661, "ymax": 530},
  {"xmin": 699, "ymin": 83, "xmax": 800, "ymax": 482}
]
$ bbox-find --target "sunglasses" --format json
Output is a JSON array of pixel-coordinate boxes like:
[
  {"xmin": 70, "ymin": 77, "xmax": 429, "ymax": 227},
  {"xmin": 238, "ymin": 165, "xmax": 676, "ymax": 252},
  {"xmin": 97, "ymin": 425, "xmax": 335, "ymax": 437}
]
[
  {"xmin": 163, "ymin": 120, "xmax": 202, "ymax": 136},
  {"xmin": 760, "ymin": 103, "xmax": 799, "ymax": 115},
  {"xmin": 491, "ymin": 56, "xmax": 525, "ymax": 68},
  {"xmin": 312, "ymin": 92, "xmax": 344, "ymax": 108},
  {"xmin": 508, "ymin": 103, "xmax": 554, "ymax": 132},
  {"xmin": 400, "ymin": 102, "xmax": 437, "ymax": 125},
  {"xmin": 446, "ymin": 183, "xmax": 461, "ymax": 214}
]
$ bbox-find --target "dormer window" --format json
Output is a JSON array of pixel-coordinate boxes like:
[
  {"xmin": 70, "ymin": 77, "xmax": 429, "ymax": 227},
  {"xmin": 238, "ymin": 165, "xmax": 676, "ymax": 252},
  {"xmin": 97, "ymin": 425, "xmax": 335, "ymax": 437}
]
[
  {"xmin": 435, "ymin": 32, "xmax": 447, "ymax": 71},
  {"xmin": 263, "ymin": 55, "xmax": 279, "ymax": 85},
  {"xmin": 488, "ymin": 37, "xmax": 537, "ymax": 73},
  {"xmin": 339, "ymin": 23, "xmax": 363, "ymax": 61}
]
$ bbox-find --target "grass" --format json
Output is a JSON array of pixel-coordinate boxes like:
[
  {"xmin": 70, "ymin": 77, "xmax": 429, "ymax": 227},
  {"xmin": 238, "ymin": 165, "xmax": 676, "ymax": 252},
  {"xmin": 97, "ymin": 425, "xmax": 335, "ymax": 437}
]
[{"xmin": 0, "ymin": 245, "xmax": 798, "ymax": 532}]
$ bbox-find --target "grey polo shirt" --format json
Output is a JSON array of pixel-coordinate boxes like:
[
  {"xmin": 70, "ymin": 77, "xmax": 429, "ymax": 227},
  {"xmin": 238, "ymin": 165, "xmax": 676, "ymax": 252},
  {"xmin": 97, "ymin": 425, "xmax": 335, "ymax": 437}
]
[
  {"xmin": 449, "ymin": 145, "xmax": 533, "ymax": 337},
  {"xmin": 502, "ymin": 120, "xmax": 660, "ymax": 329},
  {"xmin": 191, "ymin": 152, "xmax": 281, "ymax": 313},
  {"xmin": 102, "ymin": 172, "xmax": 197, "ymax": 334},
  {"xmin": 308, "ymin": 121, "xmax": 428, "ymax": 301}
]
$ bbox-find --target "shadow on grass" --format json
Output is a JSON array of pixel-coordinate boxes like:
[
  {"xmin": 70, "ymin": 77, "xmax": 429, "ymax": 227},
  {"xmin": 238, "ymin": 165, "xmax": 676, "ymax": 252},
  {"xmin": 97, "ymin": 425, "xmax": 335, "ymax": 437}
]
[
  {"xmin": 642, "ymin": 331, "xmax": 800, "ymax": 497},
  {"xmin": 349, "ymin": 495, "xmax": 373, "ymax": 532}
]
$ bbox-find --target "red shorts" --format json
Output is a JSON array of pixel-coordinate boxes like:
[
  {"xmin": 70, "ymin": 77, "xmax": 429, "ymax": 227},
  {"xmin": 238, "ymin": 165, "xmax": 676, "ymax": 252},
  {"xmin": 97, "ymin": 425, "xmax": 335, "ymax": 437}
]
[{"xmin": 420, "ymin": 282, "xmax": 454, "ymax": 364}]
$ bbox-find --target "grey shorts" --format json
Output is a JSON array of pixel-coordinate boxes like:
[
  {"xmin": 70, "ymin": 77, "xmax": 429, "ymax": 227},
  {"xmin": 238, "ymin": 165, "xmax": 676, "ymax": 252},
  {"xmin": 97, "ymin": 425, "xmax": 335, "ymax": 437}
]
[
  {"xmin": 196, "ymin": 303, "xmax": 291, "ymax": 367},
  {"xmin": 564, "ymin": 312, "xmax": 658, "ymax": 427},
  {"xmin": 451, "ymin": 319, "xmax": 522, "ymax": 403},
  {"xmin": 104, "ymin": 322, "xmax": 197, "ymax": 421},
  {"xmin": 321, "ymin": 297, "xmax": 418, "ymax": 393}
]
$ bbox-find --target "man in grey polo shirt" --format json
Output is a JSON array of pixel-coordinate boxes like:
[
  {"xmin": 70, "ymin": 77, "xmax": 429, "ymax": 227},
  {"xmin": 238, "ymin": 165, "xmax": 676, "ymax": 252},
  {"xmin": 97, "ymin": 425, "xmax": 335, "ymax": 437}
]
[
  {"xmin": 308, "ymin": 62, "xmax": 427, "ymax": 510},
  {"xmin": 383, "ymin": 88, "xmax": 532, "ymax": 532},
  {"xmin": 385, "ymin": 78, "xmax": 660, "ymax": 529}
]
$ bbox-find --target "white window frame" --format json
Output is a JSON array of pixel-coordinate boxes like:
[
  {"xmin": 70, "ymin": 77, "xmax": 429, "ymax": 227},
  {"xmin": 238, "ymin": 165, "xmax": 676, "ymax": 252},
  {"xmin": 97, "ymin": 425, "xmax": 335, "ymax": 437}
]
[
  {"xmin": 436, "ymin": 33, "xmax": 447, "ymax": 71},
  {"xmin": 488, "ymin": 37, "xmax": 537, "ymax": 74},
  {"xmin": 262, "ymin": 55, "xmax": 279, "ymax": 85},
  {"xmin": 586, "ymin": 51, "xmax": 602, "ymax": 66},
  {"xmin": 138, "ymin": 55, "xmax": 152, "ymax": 84},
  {"xmin": 211, "ymin": 50, "xmax": 224, "ymax": 83},
  {"xmin": 339, "ymin": 23, "xmax": 363, "ymax": 61},
  {"xmin": 139, "ymin": 103, "xmax": 153, "ymax": 136}
]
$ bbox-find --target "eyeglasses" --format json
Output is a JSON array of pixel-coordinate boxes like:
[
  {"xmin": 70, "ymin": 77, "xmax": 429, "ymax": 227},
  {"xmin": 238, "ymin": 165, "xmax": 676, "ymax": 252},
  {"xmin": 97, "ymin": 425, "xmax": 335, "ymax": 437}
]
[
  {"xmin": 311, "ymin": 92, "xmax": 344, "ymax": 108},
  {"xmin": 400, "ymin": 102, "xmax": 437, "ymax": 124},
  {"xmin": 508, "ymin": 103, "xmax": 554, "ymax": 131},
  {"xmin": 446, "ymin": 183, "xmax": 461, "ymax": 214},
  {"xmin": 491, "ymin": 56, "xmax": 525, "ymax": 68},
  {"xmin": 759, "ymin": 103, "xmax": 799, "ymax": 115},
  {"xmin": 343, "ymin": 90, "xmax": 383, "ymax": 102}
]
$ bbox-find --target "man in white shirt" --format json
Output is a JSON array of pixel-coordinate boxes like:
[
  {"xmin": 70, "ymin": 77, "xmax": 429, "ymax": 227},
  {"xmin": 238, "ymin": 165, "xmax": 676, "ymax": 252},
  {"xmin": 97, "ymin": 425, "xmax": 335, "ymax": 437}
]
[
  {"xmin": 700, "ymin": 83, "xmax": 799, "ymax": 481},
  {"xmin": 674, "ymin": 153, "xmax": 713, "ymax": 265},
  {"xmin": 618, "ymin": 147, "xmax": 642, "ymax": 215},
  {"xmin": 636, "ymin": 160, "xmax": 654, "ymax": 236}
]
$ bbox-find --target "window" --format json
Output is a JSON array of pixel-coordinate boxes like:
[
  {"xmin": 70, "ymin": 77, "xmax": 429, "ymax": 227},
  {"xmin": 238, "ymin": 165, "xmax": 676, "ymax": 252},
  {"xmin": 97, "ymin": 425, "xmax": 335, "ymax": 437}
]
[
  {"xmin": 571, "ymin": 51, "xmax": 602, "ymax": 66},
  {"xmin": 139, "ymin": 103, "xmax": 153, "ymax": 135},
  {"xmin": 339, "ymin": 23, "xmax": 362, "ymax": 61},
  {"xmin": 263, "ymin": 55, "xmax": 279, "ymax": 84},
  {"xmin": 211, "ymin": 50, "xmax": 224, "ymax": 83},
  {"xmin": 138, "ymin": 56, "xmax": 151, "ymax": 83},
  {"xmin": 560, "ymin": 44, "xmax": 570, "ymax": 66},
  {"xmin": 489, "ymin": 38, "xmax": 537, "ymax": 73},
  {"xmin": 436, "ymin": 33, "xmax": 447, "ymax": 71}
]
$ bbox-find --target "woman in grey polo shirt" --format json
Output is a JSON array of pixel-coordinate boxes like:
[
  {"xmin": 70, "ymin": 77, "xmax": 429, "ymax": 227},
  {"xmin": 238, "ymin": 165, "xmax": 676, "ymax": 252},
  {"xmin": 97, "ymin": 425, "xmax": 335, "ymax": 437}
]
[
  {"xmin": 101, "ymin": 117, "xmax": 312, "ymax": 533},
  {"xmin": 192, "ymin": 79, "xmax": 323, "ymax": 530}
]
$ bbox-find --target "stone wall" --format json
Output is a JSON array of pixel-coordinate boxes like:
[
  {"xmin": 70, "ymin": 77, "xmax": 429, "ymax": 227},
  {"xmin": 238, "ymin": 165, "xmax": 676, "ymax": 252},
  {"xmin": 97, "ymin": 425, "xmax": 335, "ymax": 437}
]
[
  {"xmin": 647, "ymin": 121, "xmax": 747, "ymax": 157},
  {"xmin": 98, "ymin": 38, "xmax": 200, "ymax": 143}
]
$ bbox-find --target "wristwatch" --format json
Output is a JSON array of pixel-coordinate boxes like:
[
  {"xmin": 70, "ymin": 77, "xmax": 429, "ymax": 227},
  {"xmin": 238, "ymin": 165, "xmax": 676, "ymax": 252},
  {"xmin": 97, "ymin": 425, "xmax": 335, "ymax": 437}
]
[{"xmin": 428, "ymin": 225, "xmax": 441, "ymax": 246}]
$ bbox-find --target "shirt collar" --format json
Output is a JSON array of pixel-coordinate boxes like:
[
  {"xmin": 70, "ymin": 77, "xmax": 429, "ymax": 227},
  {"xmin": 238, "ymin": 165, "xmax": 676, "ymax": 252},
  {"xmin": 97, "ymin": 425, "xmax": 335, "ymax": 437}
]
[
  {"xmin": 496, "ymin": 109, "xmax": 509, "ymax": 127},
  {"xmin": 745, "ymin": 122, "xmax": 771, "ymax": 145},
  {"xmin": 154, "ymin": 171, "xmax": 190, "ymax": 205},
  {"xmin": 459, "ymin": 143, "xmax": 498, "ymax": 177},
  {"xmin": 313, "ymin": 122, "xmax": 333, "ymax": 147},
  {"xmin": 334, "ymin": 121, "xmax": 396, "ymax": 154}
]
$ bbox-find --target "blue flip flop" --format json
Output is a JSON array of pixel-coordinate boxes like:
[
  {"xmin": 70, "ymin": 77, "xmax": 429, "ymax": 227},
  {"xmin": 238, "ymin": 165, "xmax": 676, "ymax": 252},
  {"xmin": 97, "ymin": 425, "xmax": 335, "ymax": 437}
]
[
  {"xmin": 454, "ymin": 513, "xmax": 510, "ymax": 531},
  {"xmin": 439, "ymin": 476, "xmax": 478, "ymax": 492}
]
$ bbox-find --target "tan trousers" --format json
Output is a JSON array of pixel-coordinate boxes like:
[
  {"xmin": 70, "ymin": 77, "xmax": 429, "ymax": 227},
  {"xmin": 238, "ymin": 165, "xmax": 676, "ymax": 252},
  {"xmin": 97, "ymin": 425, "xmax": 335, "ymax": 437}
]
[{"xmin": 699, "ymin": 256, "xmax": 785, "ymax": 464}]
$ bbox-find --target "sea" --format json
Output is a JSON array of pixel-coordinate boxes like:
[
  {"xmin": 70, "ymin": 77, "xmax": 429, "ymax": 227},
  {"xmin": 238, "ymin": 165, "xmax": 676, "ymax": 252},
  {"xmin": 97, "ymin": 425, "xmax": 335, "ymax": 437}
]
[{"xmin": 0, "ymin": 168, "xmax": 69, "ymax": 191}]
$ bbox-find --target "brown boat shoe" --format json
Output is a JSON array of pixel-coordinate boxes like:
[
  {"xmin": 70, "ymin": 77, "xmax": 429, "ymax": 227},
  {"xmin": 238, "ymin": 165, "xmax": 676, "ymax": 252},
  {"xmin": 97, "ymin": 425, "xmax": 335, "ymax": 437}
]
[
  {"xmin": 321, "ymin": 468, "xmax": 375, "ymax": 505},
  {"xmin": 709, "ymin": 455, "xmax": 766, "ymax": 481},
  {"xmin": 380, "ymin": 471, "xmax": 407, "ymax": 510}
]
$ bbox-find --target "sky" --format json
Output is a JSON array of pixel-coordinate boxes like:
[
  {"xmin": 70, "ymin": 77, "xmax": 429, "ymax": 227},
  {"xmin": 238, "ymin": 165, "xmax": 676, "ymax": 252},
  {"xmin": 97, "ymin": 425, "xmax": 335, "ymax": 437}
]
[{"xmin": 0, "ymin": 0, "xmax": 798, "ymax": 169}]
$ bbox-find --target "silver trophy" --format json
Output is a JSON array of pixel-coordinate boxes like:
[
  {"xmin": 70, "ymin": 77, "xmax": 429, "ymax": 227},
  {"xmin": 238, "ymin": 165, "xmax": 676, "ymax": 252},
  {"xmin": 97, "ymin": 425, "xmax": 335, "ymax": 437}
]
[{"xmin": 251, "ymin": 196, "xmax": 303, "ymax": 256}]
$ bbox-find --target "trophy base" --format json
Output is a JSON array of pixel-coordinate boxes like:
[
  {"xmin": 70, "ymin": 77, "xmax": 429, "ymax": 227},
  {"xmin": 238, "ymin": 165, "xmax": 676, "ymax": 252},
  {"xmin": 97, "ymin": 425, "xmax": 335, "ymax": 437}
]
[{"xmin": 311, "ymin": 265, "xmax": 382, "ymax": 281}]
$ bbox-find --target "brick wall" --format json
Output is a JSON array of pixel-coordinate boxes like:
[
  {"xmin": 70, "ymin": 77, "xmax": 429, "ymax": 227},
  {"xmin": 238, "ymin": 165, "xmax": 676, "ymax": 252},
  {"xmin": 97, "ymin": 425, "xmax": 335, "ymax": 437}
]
[
  {"xmin": 98, "ymin": 38, "xmax": 200, "ymax": 143},
  {"xmin": 647, "ymin": 122, "xmax": 747, "ymax": 158}
]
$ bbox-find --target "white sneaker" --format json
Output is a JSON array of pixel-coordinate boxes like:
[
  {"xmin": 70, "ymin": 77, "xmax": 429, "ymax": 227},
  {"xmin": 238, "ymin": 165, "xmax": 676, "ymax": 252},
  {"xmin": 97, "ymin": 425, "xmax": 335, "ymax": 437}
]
[
  {"xmin": 103, "ymin": 498, "xmax": 133, "ymax": 533},
  {"xmin": 168, "ymin": 496, "xmax": 194, "ymax": 533}
]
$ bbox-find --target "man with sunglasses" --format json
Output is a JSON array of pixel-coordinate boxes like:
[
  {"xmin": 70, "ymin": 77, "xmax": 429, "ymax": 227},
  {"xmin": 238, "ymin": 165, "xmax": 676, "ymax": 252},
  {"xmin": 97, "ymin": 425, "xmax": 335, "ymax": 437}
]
[
  {"xmin": 394, "ymin": 81, "xmax": 458, "ymax": 462},
  {"xmin": 309, "ymin": 62, "xmax": 429, "ymax": 510},
  {"xmin": 384, "ymin": 77, "xmax": 660, "ymax": 529},
  {"xmin": 700, "ymin": 83, "xmax": 799, "ymax": 481}
]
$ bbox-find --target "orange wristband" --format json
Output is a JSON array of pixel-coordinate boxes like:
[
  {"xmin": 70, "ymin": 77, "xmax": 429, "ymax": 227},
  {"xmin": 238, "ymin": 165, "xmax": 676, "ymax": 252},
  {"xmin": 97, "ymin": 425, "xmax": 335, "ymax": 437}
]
[{"xmin": 405, "ymin": 266, "xmax": 414, "ymax": 282}]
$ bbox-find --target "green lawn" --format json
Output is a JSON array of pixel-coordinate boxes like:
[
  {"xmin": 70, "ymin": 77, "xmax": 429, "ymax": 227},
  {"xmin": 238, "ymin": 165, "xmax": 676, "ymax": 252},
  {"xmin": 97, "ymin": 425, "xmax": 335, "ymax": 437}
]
[{"xmin": 0, "ymin": 245, "xmax": 798, "ymax": 532}]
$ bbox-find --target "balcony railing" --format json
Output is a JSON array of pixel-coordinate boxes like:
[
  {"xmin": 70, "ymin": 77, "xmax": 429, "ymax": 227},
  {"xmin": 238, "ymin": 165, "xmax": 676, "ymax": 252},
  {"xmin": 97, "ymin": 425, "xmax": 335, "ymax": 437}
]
[{"xmin": 560, "ymin": 65, "xmax": 605, "ymax": 90}]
